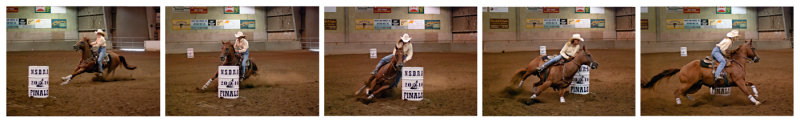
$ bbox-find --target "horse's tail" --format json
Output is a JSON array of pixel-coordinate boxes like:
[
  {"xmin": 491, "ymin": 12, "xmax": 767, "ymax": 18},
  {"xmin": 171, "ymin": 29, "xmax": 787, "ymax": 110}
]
[
  {"xmin": 510, "ymin": 68, "xmax": 528, "ymax": 85},
  {"xmin": 249, "ymin": 60, "xmax": 258, "ymax": 73},
  {"xmin": 118, "ymin": 56, "xmax": 137, "ymax": 70},
  {"xmin": 641, "ymin": 68, "xmax": 680, "ymax": 88}
]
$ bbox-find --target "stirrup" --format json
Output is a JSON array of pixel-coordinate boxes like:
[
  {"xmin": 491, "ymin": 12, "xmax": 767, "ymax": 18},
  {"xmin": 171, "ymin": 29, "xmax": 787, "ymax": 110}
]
[{"xmin": 536, "ymin": 66, "xmax": 545, "ymax": 72}]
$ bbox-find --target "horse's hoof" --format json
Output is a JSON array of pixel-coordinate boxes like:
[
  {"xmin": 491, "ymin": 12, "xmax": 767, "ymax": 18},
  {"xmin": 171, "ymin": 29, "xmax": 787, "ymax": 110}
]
[
  {"xmin": 560, "ymin": 97, "xmax": 566, "ymax": 103},
  {"xmin": 60, "ymin": 82, "xmax": 68, "ymax": 85},
  {"xmin": 754, "ymin": 101, "xmax": 762, "ymax": 105}
]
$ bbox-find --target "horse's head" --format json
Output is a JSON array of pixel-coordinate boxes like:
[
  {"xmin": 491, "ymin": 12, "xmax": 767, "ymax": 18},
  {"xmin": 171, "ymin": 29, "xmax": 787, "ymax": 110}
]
[
  {"xmin": 394, "ymin": 40, "xmax": 405, "ymax": 68},
  {"xmin": 73, "ymin": 37, "xmax": 91, "ymax": 51},
  {"xmin": 574, "ymin": 46, "xmax": 599, "ymax": 69},
  {"xmin": 220, "ymin": 41, "xmax": 235, "ymax": 62},
  {"xmin": 734, "ymin": 39, "xmax": 760, "ymax": 63}
]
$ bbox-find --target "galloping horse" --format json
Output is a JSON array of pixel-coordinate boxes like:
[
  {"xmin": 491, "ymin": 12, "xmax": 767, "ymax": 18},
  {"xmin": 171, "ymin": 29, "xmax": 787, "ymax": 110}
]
[
  {"xmin": 61, "ymin": 37, "xmax": 137, "ymax": 85},
  {"xmin": 642, "ymin": 39, "xmax": 762, "ymax": 105},
  {"xmin": 509, "ymin": 46, "xmax": 598, "ymax": 103},
  {"xmin": 200, "ymin": 41, "xmax": 259, "ymax": 91},
  {"xmin": 354, "ymin": 44, "xmax": 405, "ymax": 104}
]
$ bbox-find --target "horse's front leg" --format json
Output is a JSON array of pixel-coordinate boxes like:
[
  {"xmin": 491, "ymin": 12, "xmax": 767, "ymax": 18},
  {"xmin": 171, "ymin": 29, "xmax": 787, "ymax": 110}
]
[
  {"xmin": 734, "ymin": 79, "xmax": 761, "ymax": 105},
  {"xmin": 367, "ymin": 85, "xmax": 391, "ymax": 99},
  {"xmin": 354, "ymin": 75, "xmax": 374, "ymax": 95},
  {"xmin": 61, "ymin": 68, "xmax": 86, "ymax": 85},
  {"xmin": 559, "ymin": 84, "xmax": 569, "ymax": 103},
  {"xmin": 201, "ymin": 71, "xmax": 219, "ymax": 91},
  {"xmin": 746, "ymin": 81, "xmax": 759, "ymax": 98}
]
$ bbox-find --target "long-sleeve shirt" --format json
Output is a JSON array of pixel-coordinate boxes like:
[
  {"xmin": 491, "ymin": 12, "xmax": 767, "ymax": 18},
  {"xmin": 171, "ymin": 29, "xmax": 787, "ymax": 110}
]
[
  {"xmin": 560, "ymin": 41, "xmax": 581, "ymax": 60},
  {"xmin": 716, "ymin": 38, "xmax": 733, "ymax": 55},
  {"xmin": 393, "ymin": 41, "xmax": 413, "ymax": 62},
  {"xmin": 91, "ymin": 37, "xmax": 106, "ymax": 47},
  {"xmin": 235, "ymin": 38, "xmax": 249, "ymax": 53}
]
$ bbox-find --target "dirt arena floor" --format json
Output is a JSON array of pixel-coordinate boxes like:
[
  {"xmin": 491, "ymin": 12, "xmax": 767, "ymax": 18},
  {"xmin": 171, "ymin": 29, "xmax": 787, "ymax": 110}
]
[
  {"xmin": 166, "ymin": 50, "xmax": 318, "ymax": 116},
  {"xmin": 483, "ymin": 49, "xmax": 635, "ymax": 116},
  {"xmin": 7, "ymin": 51, "xmax": 160, "ymax": 116},
  {"xmin": 324, "ymin": 52, "xmax": 477, "ymax": 116},
  {"xmin": 641, "ymin": 49, "xmax": 793, "ymax": 116}
]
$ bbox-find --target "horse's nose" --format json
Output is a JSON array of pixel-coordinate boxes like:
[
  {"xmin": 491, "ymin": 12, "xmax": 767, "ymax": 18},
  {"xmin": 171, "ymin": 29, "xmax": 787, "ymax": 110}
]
[
  {"xmin": 754, "ymin": 57, "xmax": 760, "ymax": 63},
  {"xmin": 590, "ymin": 62, "xmax": 599, "ymax": 69}
]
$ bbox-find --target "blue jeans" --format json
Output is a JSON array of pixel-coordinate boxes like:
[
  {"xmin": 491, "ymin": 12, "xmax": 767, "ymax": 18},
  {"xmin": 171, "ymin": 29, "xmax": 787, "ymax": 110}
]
[
  {"xmin": 97, "ymin": 46, "xmax": 106, "ymax": 72},
  {"xmin": 711, "ymin": 46, "xmax": 725, "ymax": 78},
  {"xmin": 374, "ymin": 54, "xmax": 406, "ymax": 88},
  {"xmin": 540, "ymin": 55, "xmax": 563, "ymax": 68},
  {"xmin": 240, "ymin": 50, "xmax": 249, "ymax": 77}
]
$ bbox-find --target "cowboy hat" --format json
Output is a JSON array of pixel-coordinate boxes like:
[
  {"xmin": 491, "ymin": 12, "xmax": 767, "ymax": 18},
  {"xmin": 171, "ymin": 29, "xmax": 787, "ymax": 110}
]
[
  {"xmin": 400, "ymin": 33, "xmax": 412, "ymax": 43},
  {"xmin": 570, "ymin": 34, "xmax": 585, "ymax": 42},
  {"xmin": 235, "ymin": 31, "xmax": 245, "ymax": 38},
  {"xmin": 726, "ymin": 30, "xmax": 739, "ymax": 38},
  {"xmin": 94, "ymin": 29, "xmax": 106, "ymax": 37}
]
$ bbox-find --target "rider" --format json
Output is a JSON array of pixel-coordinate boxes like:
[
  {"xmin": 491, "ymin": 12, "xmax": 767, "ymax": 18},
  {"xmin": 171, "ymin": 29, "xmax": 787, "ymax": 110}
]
[
  {"xmin": 234, "ymin": 31, "xmax": 249, "ymax": 79},
  {"xmin": 537, "ymin": 34, "xmax": 583, "ymax": 72},
  {"xmin": 712, "ymin": 30, "xmax": 739, "ymax": 81},
  {"xmin": 91, "ymin": 29, "xmax": 107, "ymax": 75},
  {"xmin": 371, "ymin": 33, "xmax": 414, "ymax": 87}
]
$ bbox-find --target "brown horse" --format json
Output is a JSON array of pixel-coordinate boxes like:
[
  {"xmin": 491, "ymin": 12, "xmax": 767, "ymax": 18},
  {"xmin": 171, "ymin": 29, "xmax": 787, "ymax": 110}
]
[
  {"xmin": 642, "ymin": 39, "xmax": 762, "ymax": 105},
  {"xmin": 509, "ymin": 46, "xmax": 598, "ymax": 103},
  {"xmin": 200, "ymin": 41, "xmax": 259, "ymax": 91},
  {"xmin": 60, "ymin": 37, "xmax": 137, "ymax": 85},
  {"xmin": 354, "ymin": 43, "xmax": 405, "ymax": 104}
]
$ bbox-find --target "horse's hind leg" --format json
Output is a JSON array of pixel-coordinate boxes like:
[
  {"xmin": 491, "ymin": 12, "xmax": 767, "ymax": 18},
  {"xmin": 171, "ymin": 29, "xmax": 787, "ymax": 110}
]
[
  {"xmin": 518, "ymin": 71, "xmax": 535, "ymax": 88},
  {"xmin": 530, "ymin": 81, "xmax": 552, "ymax": 99},
  {"xmin": 683, "ymin": 83, "xmax": 703, "ymax": 101},
  {"xmin": 673, "ymin": 83, "xmax": 694, "ymax": 105}
]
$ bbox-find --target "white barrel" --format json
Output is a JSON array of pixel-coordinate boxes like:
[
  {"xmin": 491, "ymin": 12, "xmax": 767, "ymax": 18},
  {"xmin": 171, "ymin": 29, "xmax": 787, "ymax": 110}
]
[
  {"xmin": 710, "ymin": 87, "xmax": 731, "ymax": 96},
  {"xmin": 369, "ymin": 48, "xmax": 377, "ymax": 59},
  {"xmin": 570, "ymin": 65, "xmax": 590, "ymax": 95},
  {"xmin": 401, "ymin": 67, "xmax": 424, "ymax": 101},
  {"xmin": 28, "ymin": 66, "xmax": 49, "ymax": 98},
  {"xmin": 218, "ymin": 66, "xmax": 239, "ymax": 99}
]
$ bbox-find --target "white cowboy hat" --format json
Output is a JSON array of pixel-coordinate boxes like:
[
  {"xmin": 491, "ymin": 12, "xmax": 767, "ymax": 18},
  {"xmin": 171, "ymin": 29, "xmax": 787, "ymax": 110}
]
[
  {"xmin": 400, "ymin": 33, "xmax": 412, "ymax": 43},
  {"xmin": 234, "ymin": 31, "xmax": 245, "ymax": 38},
  {"xmin": 570, "ymin": 34, "xmax": 585, "ymax": 42},
  {"xmin": 726, "ymin": 30, "xmax": 739, "ymax": 38},
  {"xmin": 94, "ymin": 29, "xmax": 106, "ymax": 36}
]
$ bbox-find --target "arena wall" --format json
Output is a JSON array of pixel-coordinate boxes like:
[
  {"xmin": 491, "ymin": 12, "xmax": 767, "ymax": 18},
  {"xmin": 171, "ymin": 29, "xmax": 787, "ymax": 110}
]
[
  {"xmin": 165, "ymin": 7, "xmax": 316, "ymax": 54},
  {"xmin": 641, "ymin": 7, "xmax": 793, "ymax": 53},
  {"xmin": 482, "ymin": 7, "xmax": 635, "ymax": 53},
  {"xmin": 324, "ymin": 7, "xmax": 478, "ymax": 55},
  {"xmin": 7, "ymin": 7, "xmax": 79, "ymax": 51}
]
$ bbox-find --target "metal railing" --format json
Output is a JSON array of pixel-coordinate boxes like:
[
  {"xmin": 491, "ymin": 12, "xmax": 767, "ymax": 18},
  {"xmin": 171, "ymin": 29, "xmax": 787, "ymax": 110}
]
[
  {"xmin": 482, "ymin": 38, "xmax": 628, "ymax": 42},
  {"xmin": 110, "ymin": 37, "xmax": 147, "ymax": 51}
]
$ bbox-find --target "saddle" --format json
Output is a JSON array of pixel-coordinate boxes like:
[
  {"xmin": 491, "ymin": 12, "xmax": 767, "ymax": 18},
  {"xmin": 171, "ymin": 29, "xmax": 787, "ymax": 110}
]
[
  {"xmin": 538, "ymin": 55, "xmax": 575, "ymax": 84},
  {"xmin": 541, "ymin": 55, "xmax": 571, "ymax": 66},
  {"xmin": 83, "ymin": 51, "xmax": 111, "ymax": 73},
  {"xmin": 701, "ymin": 56, "xmax": 733, "ymax": 87},
  {"xmin": 700, "ymin": 56, "xmax": 733, "ymax": 68}
]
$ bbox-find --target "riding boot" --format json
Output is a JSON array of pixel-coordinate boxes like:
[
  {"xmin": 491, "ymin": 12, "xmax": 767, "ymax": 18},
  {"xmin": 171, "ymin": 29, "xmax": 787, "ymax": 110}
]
[{"xmin": 714, "ymin": 76, "xmax": 723, "ymax": 82}]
